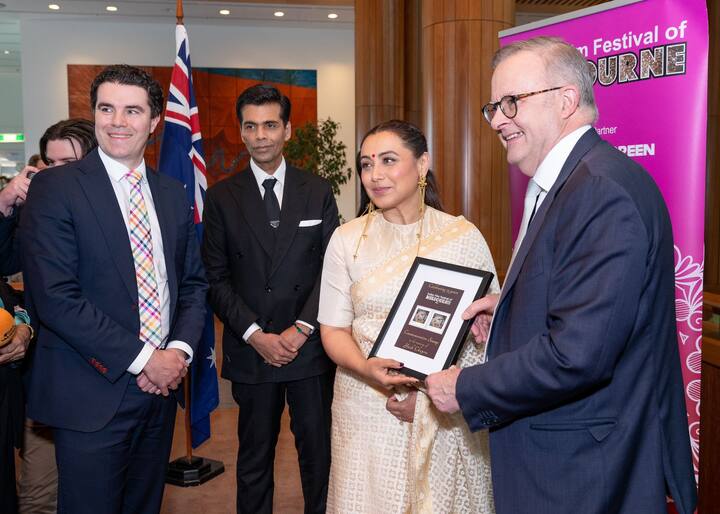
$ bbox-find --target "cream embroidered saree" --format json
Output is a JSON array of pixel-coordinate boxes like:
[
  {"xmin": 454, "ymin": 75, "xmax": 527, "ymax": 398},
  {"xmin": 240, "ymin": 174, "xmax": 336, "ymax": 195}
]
[{"xmin": 318, "ymin": 207, "xmax": 498, "ymax": 514}]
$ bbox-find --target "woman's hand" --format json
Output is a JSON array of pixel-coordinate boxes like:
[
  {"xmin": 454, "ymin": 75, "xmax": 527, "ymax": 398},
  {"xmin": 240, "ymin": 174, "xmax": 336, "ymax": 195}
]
[
  {"xmin": 363, "ymin": 357, "xmax": 419, "ymax": 389},
  {"xmin": 386, "ymin": 390, "xmax": 417, "ymax": 422}
]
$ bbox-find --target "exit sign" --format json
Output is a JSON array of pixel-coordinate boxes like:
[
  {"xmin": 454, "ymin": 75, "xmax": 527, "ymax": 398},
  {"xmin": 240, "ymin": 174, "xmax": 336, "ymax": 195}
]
[{"xmin": 0, "ymin": 133, "xmax": 24, "ymax": 143}]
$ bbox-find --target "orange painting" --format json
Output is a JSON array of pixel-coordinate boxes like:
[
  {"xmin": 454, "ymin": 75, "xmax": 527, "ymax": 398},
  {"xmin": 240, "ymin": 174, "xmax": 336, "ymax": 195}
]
[{"xmin": 67, "ymin": 65, "xmax": 317, "ymax": 186}]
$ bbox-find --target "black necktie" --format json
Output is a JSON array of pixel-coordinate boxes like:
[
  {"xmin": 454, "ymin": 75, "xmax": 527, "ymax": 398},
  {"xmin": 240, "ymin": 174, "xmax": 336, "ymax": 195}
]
[{"xmin": 262, "ymin": 178, "xmax": 280, "ymax": 229}]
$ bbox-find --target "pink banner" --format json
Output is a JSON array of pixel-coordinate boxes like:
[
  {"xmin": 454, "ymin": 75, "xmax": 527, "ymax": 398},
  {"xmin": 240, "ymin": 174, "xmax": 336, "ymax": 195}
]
[{"xmin": 500, "ymin": 0, "xmax": 707, "ymax": 481}]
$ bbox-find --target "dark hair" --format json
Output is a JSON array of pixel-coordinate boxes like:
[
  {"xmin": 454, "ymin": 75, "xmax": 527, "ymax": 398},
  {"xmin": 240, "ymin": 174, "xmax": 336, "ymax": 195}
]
[
  {"xmin": 27, "ymin": 154, "xmax": 45, "ymax": 167},
  {"xmin": 39, "ymin": 118, "xmax": 97, "ymax": 164},
  {"xmin": 235, "ymin": 84, "xmax": 291, "ymax": 126},
  {"xmin": 356, "ymin": 151, "xmax": 370, "ymax": 217},
  {"xmin": 359, "ymin": 119, "xmax": 444, "ymax": 212},
  {"xmin": 90, "ymin": 64, "xmax": 164, "ymax": 119}
]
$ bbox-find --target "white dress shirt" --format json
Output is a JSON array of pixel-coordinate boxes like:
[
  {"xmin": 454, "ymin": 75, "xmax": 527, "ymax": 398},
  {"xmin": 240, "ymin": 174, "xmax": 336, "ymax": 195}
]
[
  {"xmin": 242, "ymin": 157, "xmax": 314, "ymax": 342},
  {"xmin": 98, "ymin": 148, "xmax": 193, "ymax": 374},
  {"xmin": 250, "ymin": 157, "xmax": 286, "ymax": 207},
  {"xmin": 530, "ymin": 125, "xmax": 592, "ymax": 211}
]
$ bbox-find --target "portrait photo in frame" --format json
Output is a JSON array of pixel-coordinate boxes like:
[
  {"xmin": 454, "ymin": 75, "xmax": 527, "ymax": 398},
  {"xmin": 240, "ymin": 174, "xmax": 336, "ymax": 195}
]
[{"xmin": 368, "ymin": 257, "xmax": 494, "ymax": 380}]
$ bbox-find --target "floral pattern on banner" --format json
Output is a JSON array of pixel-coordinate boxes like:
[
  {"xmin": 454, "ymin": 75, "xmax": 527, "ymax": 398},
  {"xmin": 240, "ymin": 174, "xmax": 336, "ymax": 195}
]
[{"xmin": 674, "ymin": 245, "xmax": 703, "ymax": 478}]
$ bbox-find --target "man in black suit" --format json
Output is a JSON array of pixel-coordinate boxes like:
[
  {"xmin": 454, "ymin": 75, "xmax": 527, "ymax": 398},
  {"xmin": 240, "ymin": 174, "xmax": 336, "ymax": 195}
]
[
  {"xmin": 202, "ymin": 84, "xmax": 339, "ymax": 514},
  {"xmin": 20, "ymin": 65, "xmax": 208, "ymax": 514}
]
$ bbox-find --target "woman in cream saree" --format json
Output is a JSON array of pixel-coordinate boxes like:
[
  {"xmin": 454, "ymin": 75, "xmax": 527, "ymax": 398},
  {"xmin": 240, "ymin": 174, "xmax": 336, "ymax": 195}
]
[{"xmin": 318, "ymin": 120, "xmax": 498, "ymax": 514}]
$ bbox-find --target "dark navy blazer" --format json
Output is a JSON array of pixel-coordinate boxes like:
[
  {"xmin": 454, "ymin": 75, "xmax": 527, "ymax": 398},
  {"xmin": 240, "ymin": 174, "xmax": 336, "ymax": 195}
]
[
  {"xmin": 457, "ymin": 130, "xmax": 697, "ymax": 514},
  {"xmin": 20, "ymin": 149, "xmax": 208, "ymax": 432}
]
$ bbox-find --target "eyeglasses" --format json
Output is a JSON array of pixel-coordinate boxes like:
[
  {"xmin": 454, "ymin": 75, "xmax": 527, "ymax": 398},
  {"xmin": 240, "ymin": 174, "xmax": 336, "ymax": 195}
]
[{"xmin": 482, "ymin": 86, "xmax": 564, "ymax": 124}]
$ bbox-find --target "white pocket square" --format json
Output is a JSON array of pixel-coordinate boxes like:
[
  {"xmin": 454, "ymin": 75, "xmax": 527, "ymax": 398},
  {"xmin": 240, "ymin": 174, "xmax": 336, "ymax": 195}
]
[{"xmin": 299, "ymin": 219, "xmax": 322, "ymax": 227}]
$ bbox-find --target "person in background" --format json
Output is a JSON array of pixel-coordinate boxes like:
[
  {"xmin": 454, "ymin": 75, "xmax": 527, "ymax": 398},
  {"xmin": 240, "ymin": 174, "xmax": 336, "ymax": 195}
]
[
  {"xmin": 0, "ymin": 118, "xmax": 96, "ymax": 276},
  {"xmin": 26, "ymin": 155, "xmax": 46, "ymax": 170},
  {"xmin": 0, "ymin": 220, "xmax": 33, "ymax": 514}
]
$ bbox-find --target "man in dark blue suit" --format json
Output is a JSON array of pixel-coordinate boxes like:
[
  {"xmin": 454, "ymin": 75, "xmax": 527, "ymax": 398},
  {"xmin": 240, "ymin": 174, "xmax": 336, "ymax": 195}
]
[
  {"xmin": 20, "ymin": 65, "xmax": 207, "ymax": 514},
  {"xmin": 427, "ymin": 37, "xmax": 697, "ymax": 514}
]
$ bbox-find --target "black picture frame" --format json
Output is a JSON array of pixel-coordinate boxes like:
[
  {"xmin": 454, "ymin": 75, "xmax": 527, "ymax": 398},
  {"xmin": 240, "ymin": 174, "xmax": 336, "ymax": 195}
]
[{"xmin": 368, "ymin": 257, "xmax": 494, "ymax": 380}]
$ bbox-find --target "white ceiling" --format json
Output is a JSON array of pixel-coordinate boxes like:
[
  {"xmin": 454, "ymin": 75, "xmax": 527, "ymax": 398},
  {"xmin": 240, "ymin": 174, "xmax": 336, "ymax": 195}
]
[{"xmin": 0, "ymin": 1, "xmax": 354, "ymax": 71}]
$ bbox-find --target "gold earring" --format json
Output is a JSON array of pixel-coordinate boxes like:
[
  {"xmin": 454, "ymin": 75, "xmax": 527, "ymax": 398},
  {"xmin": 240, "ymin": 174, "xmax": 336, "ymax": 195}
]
[
  {"xmin": 354, "ymin": 201, "xmax": 377, "ymax": 261},
  {"xmin": 418, "ymin": 175, "xmax": 427, "ymax": 216}
]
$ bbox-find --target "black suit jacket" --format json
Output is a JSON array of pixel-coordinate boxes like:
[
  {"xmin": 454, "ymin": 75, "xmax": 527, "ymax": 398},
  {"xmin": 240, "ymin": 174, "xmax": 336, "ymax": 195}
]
[
  {"xmin": 20, "ymin": 149, "xmax": 208, "ymax": 432},
  {"xmin": 457, "ymin": 130, "xmax": 696, "ymax": 514},
  {"xmin": 202, "ymin": 165, "xmax": 339, "ymax": 384}
]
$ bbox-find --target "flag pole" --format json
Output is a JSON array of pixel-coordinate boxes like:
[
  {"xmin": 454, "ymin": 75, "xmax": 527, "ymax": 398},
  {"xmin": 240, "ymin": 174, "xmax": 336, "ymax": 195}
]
[
  {"xmin": 164, "ymin": 0, "xmax": 224, "ymax": 486},
  {"xmin": 176, "ymin": 0, "xmax": 195, "ymax": 468},
  {"xmin": 176, "ymin": 0, "xmax": 184, "ymax": 24}
]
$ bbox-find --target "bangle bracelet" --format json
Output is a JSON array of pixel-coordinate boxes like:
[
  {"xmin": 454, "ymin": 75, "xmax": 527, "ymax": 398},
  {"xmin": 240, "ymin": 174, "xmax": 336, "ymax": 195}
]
[
  {"xmin": 293, "ymin": 322, "xmax": 310, "ymax": 338},
  {"xmin": 21, "ymin": 323, "xmax": 35, "ymax": 340}
]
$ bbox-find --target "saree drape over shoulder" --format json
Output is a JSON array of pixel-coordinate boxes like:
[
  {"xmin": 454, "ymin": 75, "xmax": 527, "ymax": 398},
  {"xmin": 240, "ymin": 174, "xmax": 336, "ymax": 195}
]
[{"xmin": 318, "ymin": 207, "xmax": 498, "ymax": 514}]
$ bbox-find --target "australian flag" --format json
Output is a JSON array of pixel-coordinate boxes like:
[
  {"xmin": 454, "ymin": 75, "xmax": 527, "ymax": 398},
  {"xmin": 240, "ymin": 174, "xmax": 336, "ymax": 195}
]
[{"xmin": 158, "ymin": 23, "xmax": 218, "ymax": 448}]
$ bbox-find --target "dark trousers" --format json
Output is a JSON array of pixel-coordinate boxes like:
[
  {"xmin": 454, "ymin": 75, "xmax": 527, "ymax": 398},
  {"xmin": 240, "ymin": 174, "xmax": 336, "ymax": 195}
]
[
  {"xmin": 54, "ymin": 380, "xmax": 176, "ymax": 514},
  {"xmin": 232, "ymin": 370, "xmax": 334, "ymax": 514},
  {"xmin": 0, "ymin": 365, "xmax": 23, "ymax": 514}
]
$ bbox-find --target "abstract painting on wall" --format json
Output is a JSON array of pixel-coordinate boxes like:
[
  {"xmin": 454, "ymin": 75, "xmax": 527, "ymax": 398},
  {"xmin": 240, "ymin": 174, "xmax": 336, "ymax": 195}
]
[{"xmin": 68, "ymin": 65, "xmax": 317, "ymax": 187}]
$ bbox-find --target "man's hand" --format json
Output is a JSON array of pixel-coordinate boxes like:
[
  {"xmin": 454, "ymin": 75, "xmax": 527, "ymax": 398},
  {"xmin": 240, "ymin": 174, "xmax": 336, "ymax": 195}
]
[
  {"xmin": 279, "ymin": 325, "xmax": 308, "ymax": 353},
  {"xmin": 0, "ymin": 324, "xmax": 32, "ymax": 364},
  {"xmin": 426, "ymin": 366, "xmax": 461, "ymax": 414},
  {"xmin": 0, "ymin": 166, "xmax": 37, "ymax": 216},
  {"xmin": 137, "ymin": 371, "xmax": 161, "ymax": 395},
  {"xmin": 248, "ymin": 330, "xmax": 297, "ymax": 367},
  {"xmin": 386, "ymin": 390, "xmax": 417, "ymax": 422},
  {"xmin": 140, "ymin": 348, "xmax": 188, "ymax": 396},
  {"xmin": 462, "ymin": 294, "xmax": 499, "ymax": 344}
]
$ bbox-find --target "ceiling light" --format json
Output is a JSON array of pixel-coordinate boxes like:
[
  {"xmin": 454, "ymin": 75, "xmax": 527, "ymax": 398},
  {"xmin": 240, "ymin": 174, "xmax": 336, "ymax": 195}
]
[
  {"xmin": 48, "ymin": 3, "xmax": 60, "ymax": 10},
  {"xmin": 106, "ymin": 5, "xmax": 117, "ymax": 12},
  {"xmin": 3, "ymin": 50, "xmax": 8, "ymax": 55},
  {"xmin": 219, "ymin": 9, "xmax": 230, "ymax": 15},
  {"xmin": 328, "ymin": 13, "xmax": 339, "ymax": 19},
  {"xmin": 273, "ymin": 11, "xmax": 284, "ymax": 17}
]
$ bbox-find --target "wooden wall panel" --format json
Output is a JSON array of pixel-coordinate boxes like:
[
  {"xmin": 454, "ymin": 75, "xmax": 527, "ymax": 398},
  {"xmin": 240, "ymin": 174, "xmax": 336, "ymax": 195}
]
[
  {"xmin": 404, "ymin": 0, "xmax": 423, "ymax": 127},
  {"xmin": 422, "ymin": 0, "xmax": 515, "ymax": 280},
  {"xmin": 354, "ymin": 0, "xmax": 406, "ymax": 150},
  {"xmin": 699, "ymin": 339, "xmax": 720, "ymax": 512}
]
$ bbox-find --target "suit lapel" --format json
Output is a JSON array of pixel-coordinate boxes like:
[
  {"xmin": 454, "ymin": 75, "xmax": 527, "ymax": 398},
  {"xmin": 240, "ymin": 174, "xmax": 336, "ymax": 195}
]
[
  {"xmin": 230, "ymin": 169, "xmax": 276, "ymax": 257},
  {"xmin": 76, "ymin": 150, "xmax": 136, "ymax": 300},
  {"xmin": 498, "ymin": 129, "xmax": 602, "ymax": 305},
  {"xmin": 270, "ymin": 166, "xmax": 306, "ymax": 277},
  {"xmin": 146, "ymin": 169, "xmax": 178, "ymax": 315}
]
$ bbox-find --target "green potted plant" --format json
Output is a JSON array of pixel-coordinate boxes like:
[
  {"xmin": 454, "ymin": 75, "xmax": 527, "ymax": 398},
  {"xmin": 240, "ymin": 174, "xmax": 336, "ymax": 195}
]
[{"xmin": 285, "ymin": 118, "xmax": 352, "ymax": 196}]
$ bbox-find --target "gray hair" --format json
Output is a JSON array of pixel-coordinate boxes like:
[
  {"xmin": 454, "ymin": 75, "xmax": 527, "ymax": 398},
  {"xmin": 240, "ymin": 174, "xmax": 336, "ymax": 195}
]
[{"xmin": 493, "ymin": 36, "xmax": 598, "ymax": 123}]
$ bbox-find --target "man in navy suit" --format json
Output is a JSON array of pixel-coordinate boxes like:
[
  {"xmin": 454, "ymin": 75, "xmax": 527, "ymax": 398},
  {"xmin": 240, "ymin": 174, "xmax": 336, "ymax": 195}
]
[
  {"xmin": 427, "ymin": 37, "xmax": 697, "ymax": 514},
  {"xmin": 20, "ymin": 65, "xmax": 207, "ymax": 514}
]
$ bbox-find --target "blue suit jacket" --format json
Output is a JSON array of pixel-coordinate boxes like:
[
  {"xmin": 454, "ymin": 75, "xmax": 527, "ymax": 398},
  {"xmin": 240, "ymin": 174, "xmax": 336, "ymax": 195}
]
[
  {"xmin": 20, "ymin": 149, "xmax": 208, "ymax": 432},
  {"xmin": 456, "ymin": 130, "xmax": 697, "ymax": 514}
]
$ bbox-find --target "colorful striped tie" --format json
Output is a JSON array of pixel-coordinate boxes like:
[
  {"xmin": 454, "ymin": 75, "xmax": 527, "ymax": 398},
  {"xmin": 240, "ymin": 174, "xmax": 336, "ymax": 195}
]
[{"xmin": 126, "ymin": 169, "xmax": 162, "ymax": 348}]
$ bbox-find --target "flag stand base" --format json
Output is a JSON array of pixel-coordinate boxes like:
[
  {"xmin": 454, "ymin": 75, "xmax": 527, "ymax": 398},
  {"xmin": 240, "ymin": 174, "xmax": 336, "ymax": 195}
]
[{"xmin": 166, "ymin": 456, "xmax": 225, "ymax": 487}]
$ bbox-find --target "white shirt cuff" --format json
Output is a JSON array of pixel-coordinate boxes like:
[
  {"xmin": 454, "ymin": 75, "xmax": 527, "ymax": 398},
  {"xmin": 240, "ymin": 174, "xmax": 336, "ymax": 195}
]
[
  {"xmin": 127, "ymin": 343, "xmax": 156, "ymax": 375},
  {"xmin": 166, "ymin": 340, "xmax": 194, "ymax": 364},
  {"xmin": 296, "ymin": 320, "xmax": 314, "ymax": 333},
  {"xmin": 243, "ymin": 322, "xmax": 262, "ymax": 343}
]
